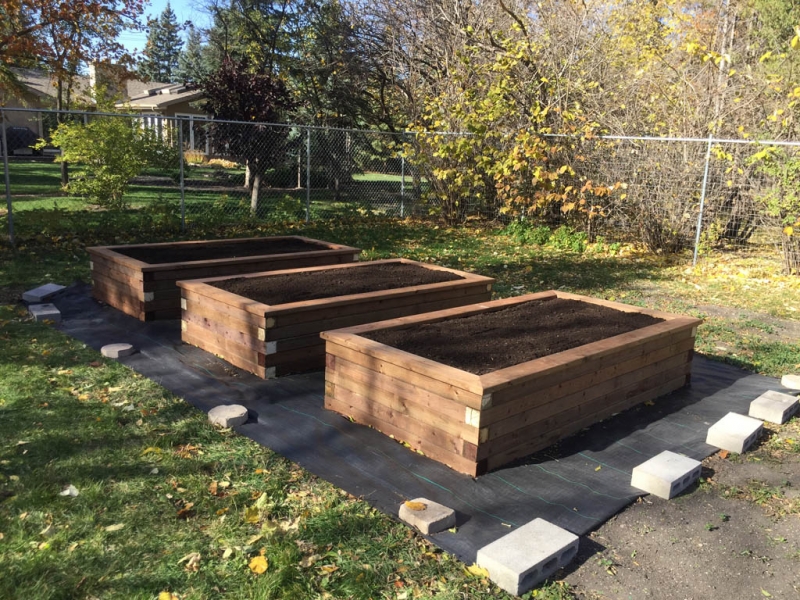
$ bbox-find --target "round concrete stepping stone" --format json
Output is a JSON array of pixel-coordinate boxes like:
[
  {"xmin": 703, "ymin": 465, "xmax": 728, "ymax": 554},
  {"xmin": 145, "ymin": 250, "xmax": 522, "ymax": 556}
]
[
  {"xmin": 208, "ymin": 404, "xmax": 249, "ymax": 428},
  {"xmin": 101, "ymin": 343, "xmax": 135, "ymax": 358},
  {"xmin": 782, "ymin": 374, "xmax": 800, "ymax": 390}
]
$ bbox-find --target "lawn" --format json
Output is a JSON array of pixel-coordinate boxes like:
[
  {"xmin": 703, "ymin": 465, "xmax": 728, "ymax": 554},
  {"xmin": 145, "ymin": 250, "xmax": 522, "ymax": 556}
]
[{"xmin": 1, "ymin": 215, "xmax": 799, "ymax": 599}]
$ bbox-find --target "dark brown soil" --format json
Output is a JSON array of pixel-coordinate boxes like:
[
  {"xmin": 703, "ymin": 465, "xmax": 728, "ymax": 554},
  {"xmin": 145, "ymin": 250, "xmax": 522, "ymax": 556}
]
[
  {"xmin": 211, "ymin": 263, "xmax": 464, "ymax": 305},
  {"xmin": 115, "ymin": 238, "xmax": 331, "ymax": 264},
  {"xmin": 364, "ymin": 298, "xmax": 664, "ymax": 375}
]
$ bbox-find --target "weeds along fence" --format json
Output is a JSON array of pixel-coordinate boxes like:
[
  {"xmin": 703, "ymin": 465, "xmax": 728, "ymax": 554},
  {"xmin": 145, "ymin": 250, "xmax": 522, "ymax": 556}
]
[{"xmin": 1, "ymin": 107, "xmax": 799, "ymax": 271}]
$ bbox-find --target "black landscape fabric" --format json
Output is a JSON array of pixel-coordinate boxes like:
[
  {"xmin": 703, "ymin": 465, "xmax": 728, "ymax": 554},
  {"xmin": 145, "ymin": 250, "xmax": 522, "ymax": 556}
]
[{"xmin": 53, "ymin": 283, "xmax": 790, "ymax": 563}]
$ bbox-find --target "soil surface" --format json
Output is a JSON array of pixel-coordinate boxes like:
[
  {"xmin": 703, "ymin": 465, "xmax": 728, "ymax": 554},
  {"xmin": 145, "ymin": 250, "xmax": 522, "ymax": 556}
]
[
  {"xmin": 365, "ymin": 298, "xmax": 664, "ymax": 375},
  {"xmin": 114, "ymin": 238, "xmax": 331, "ymax": 264},
  {"xmin": 564, "ymin": 451, "xmax": 800, "ymax": 599},
  {"xmin": 211, "ymin": 262, "xmax": 464, "ymax": 305}
]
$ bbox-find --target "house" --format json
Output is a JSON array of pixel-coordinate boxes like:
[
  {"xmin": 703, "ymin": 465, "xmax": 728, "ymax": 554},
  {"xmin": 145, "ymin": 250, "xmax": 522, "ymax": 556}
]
[{"xmin": 1, "ymin": 64, "xmax": 209, "ymax": 155}]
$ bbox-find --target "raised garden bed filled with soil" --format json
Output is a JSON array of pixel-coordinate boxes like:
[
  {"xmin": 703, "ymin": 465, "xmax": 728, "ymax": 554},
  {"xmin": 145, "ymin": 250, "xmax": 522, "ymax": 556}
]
[
  {"xmin": 177, "ymin": 259, "xmax": 495, "ymax": 378},
  {"xmin": 322, "ymin": 291, "xmax": 703, "ymax": 476},
  {"xmin": 87, "ymin": 236, "xmax": 360, "ymax": 321}
]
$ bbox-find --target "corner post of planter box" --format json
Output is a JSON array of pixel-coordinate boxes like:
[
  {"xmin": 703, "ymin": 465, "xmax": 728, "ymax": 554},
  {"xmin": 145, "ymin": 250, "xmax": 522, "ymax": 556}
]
[
  {"xmin": 1, "ymin": 108, "xmax": 14, "ymax": 247},
  {"xmin": 177, "ymin": 116, "xmax": 186, "ymax": 231},
  {"xmin": 305, "ymin": 127, "xmax": 311, "ymax": 222}
]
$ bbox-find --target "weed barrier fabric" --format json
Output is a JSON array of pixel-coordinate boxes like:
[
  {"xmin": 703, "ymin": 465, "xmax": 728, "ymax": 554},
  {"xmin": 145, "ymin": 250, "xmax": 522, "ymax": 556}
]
[{"xmin": 54, "ymin": 284, "xmax": 789, "ymax": 563}]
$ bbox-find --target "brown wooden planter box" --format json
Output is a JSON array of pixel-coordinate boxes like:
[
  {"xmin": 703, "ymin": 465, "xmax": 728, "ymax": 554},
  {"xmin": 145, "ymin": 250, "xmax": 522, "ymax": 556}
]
[
  {"xmin": 177, "ymin": 259, "xmax": 495, "ymax": 378},
  {"xmin": 87, "ymin": 236, "xmax": 361, "ymax": 321},
  {"xmin": 321, "ymin": 291, "xmax": 703, "ymax": 477}
]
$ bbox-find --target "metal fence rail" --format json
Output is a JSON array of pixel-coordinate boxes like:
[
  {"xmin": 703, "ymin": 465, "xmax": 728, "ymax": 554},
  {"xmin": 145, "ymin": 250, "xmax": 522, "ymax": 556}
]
[{"xmin": 1, "ymin": 107, "xmax": 798, "ymax": 272}]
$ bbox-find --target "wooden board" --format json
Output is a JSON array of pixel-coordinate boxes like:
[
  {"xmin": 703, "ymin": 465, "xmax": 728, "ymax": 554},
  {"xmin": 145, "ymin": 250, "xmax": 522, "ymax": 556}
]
[
  {"xmin": 322, "ymin": 291, "xmax": 703, "ymax": 476},
  {"xmin": 87, "ymin": 236, "xmax": 361, "ymax": 321},
  {"xmin": 179, "ymin": 259, "xmax": 495, "ymax": 379}
]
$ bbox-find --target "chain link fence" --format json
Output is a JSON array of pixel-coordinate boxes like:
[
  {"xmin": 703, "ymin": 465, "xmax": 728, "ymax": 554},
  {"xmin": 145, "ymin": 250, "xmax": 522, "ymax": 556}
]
[{"xmin": 2, "ymin": 108, "xmax": 799, "ymax": 271}]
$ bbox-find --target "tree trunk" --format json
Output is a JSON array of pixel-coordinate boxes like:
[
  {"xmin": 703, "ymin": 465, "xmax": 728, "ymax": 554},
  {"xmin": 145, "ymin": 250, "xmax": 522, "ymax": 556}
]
[
  {"xmin": 250, "ymin": 171, "xmax": 261, "ymax": 216},
  {"xmin": 244, "ymin": 161, "xmax": 251, "ymax": 189},
  {"xmin": 781, "ymin": 234, "xmax": 800, "ymax": 275}
]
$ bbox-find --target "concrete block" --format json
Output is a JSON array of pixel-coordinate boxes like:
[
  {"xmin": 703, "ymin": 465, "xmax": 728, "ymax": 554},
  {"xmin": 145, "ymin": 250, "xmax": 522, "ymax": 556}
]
[
  {"xmin": 208, "ymin": 404, "xmax": 249, "ymax": 427},
  {"xmin": 398, "ymin": 498, "xmax": 455, "ymax": 534},
  {"xmin": 781, "ymin": 374, "xmax": 800, "ymax": 391},
  {"xmin": 29, "ymin": 303, "xmax": 61, "ymax": 323},
  {"xmin": 22, "ymin": 283, "xmax": 65, "ymax": 303},
  {"xmin": 101, "ymin": 343, "xmax": 135, "ymax": 359},
  {"xmin": 631, "ymin": 451, "xmax": 701, "ymax": 499},
  {"xmin": 706, "ymin": 412, "xmax": 763, "ymax": 454},
  {"xmin": 476, "ymin": 518, "xmax": 579, "ymax": 596},
  {"xmin": 749, "ymin": 390, "xmax": 799, "ymax": 424}
]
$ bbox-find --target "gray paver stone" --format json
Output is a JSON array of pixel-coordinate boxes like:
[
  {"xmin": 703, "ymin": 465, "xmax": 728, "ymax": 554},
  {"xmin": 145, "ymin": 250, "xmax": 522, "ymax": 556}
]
[
  {"xmin": 476, "ymin": 518, "xmax": 579, "ymax": 596},
  {"xmin": 29, "ymin": 303, "xmax": 61, "ymax": 323},
  {"xmin": 22, "ymin": 283, "xmax": 66, "ymax": 303},
  {"xmin": 101, "ymin": 343, "xmax": 135, "ymax": 359},
  {"xmin": 706, "ymin": 412, "xmax": 763, "ymax": 454},
  {"xmin": 749, "ymin": 390, "xmax": 799, "ymax": 424},
  {"xmin": 208, "ymin": 404, "xmax": 249, "ymax": 427},
  {"xmin": 781, "ymin": 374, "xmax": 800, "ymax": 391},
  {"xmin": 631, "ymin": 450, "xmax": 702, "ymax": 499},
  {"xmin": 398, "ymin": 498, "xmax": 455, "ymax": 534}
]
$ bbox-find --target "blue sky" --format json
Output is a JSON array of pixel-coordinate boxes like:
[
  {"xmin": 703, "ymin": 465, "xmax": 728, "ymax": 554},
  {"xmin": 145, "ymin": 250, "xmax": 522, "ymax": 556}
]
[{"xmin": 117, "ymin": 0, "xmax": 211, "ymax": 55}]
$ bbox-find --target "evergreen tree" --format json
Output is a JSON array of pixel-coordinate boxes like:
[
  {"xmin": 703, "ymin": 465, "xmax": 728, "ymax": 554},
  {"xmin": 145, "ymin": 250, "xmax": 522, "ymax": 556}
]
[
  {"xmin": 176, "ymin": 25, "xmax": 207, "ymax": 84},
  {"xmin": 138, "ymin": 3, "xmax": 183, "ymax": 82}
]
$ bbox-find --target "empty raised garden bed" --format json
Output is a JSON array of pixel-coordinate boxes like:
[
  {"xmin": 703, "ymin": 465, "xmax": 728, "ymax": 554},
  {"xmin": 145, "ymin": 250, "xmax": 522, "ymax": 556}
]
[
  {"xmin": 322, "ymin": 291, "xmax": 703, "ymax": 476},
  {"xmin": 177, "ymin": 259, "xmax": 495, "ymax": 378},
  {"xmin": 87, "ymin": 236, "xmax": 360, "ymax": 321}
]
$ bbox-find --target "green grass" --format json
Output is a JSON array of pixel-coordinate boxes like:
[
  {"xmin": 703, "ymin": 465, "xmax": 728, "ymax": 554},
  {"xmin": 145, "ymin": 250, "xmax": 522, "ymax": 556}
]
[
  {"xmin": 1, "ymin": 306, "xmax": 567, "ymax": 599},
  {"xmin": 1, "ymin": 215, "xmax": 800, "ymax": 598}
]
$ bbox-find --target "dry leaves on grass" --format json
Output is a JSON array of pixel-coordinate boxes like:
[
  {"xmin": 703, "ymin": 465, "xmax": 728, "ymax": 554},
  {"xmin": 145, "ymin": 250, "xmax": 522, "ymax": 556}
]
[
  {"xmin": 178, "ymin": 552, "xmax": 201, "ymax": 572},
  {"xmin": 464, "ymin": 564, "xmax": 489, "ymax": 578}
]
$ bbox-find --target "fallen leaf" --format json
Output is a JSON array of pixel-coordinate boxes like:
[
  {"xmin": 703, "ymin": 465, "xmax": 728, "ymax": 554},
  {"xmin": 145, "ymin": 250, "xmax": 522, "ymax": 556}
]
[
  {"xmin": 299, "ymin": 554, "xmax": 321, "ymax": 568},
  {"xmin": 404, "ymin": 501, "xmax": 427, "ymax": 511},
  {"xmin": 247, "ymin": 534, "xmax": 264, "ymax": 545},
  {"xmin": 595, "ymin": 465, "xmax": 602, "ymax": 472},
  {"xmin": 249, "ymin": 555, "xmax": 269, "ymax": 574},
  {"xmin": 150, "ymin": 468, "xmax": 159, "ymax": 475},
  {"xmin": 222, "ymin": 547, "xmax": 233, "ymax": 559},
  {"xmin": 59, "ymin": 485, "xmax": 79, "ymax": 497},
  {"xmin": 176, "ymin": 503, "xmax": 194, "ymax": 519},
  {"xmin": 218, "ymin": 481, "xmax": 231, "ymax": 489},
  {"xmin": 254, "ymin": 492, "xmax": 269, "ymax": 509},
  {"xmin": 88, "ymin": 361, "xmax": 102, "ymax": 368},
  {"xmin": 208, "ymin": 481, "xmax": 218, "ymax": 496},
  {"xmin": 719, "ymin": 450, "xmax": 730, "ymax": 459},
  {"xmin": 158, "ymin": 593, "xmax": 179, "ymax": 600},
  {"xmin": 104, "ymin": 523, "xmax": 125, "ymax": 532},
  {"xmin": 68, "ymin": 542, "xmax": 78, "ymax": 552},
  {"xmin": 465, "ymin": 564, "xmax": 490, "ymax": 578},
  {"xmin": 0, "ymin": 533, "xmax": 4, "ymax": 540},
  {"xmin": 319, "ymin": 564, "xmax": 339, "ymax": 574},
  {"xmin": 244, "ymin": 506, "xmax": 260, "ymax": 524},
  {"xmin": 762, "ymin": 590, "xmax": 772, "ymax": 598},
  {"xmin": 178, "ymin": 552, "xmax": 201, "ymax": 572},
  {"xmin": 39, "ymin": 524, "xmax": 54, "ymax": 537}
]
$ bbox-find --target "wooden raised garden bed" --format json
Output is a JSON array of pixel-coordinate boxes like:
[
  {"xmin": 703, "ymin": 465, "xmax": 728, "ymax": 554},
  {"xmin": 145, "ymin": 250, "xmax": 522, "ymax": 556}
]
[
  {"xmin": 87, "ymin": 236, "xmax": 360, "ymax": 321},
  {"xmin": 321, "ymin": 291, "xmax": 703, "ymax": 476},
  {"xmin": 177, "ymin": 259, "xmax": 495, "ymax": 378}
]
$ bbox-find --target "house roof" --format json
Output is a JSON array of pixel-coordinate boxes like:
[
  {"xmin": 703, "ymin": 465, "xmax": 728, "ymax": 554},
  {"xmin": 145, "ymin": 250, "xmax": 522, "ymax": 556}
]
[
  {"xmin": 10, "ymin": 68, "xmax": 95, "ymax": 104},
  {"xmin": 117, "ymin": 85, "xmax": 205, "ymax": 110}
]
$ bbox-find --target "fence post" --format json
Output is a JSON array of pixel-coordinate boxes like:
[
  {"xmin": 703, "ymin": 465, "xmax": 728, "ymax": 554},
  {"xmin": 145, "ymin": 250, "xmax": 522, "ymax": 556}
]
[
  {"xmin": 305, "ymin": 128, "xmax": 311, "ymax": 223},
  {"xmin": 178, "ymin": 117, "xmax": 186, "ymax": 231},
  {"xmin": 1, "ymin": 109, "xmax": 14, "ymax": 247},
  {"xmin": 692, "ymin": 134, "xmax": 714, "ymax": 267},
  {"xmin": 400, "ymin": 153, "xmax": 405, "ymax": 219}
]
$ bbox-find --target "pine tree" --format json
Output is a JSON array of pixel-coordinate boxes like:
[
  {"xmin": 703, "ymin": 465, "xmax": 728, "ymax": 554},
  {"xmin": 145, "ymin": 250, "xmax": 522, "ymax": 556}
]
[
  {"xmin": 138, "ymin": 3, "xmax": 183, "ymax": 83},
  {"xmin": 176, "ymin": 25, "xmax": 207, "ymax": 84}
]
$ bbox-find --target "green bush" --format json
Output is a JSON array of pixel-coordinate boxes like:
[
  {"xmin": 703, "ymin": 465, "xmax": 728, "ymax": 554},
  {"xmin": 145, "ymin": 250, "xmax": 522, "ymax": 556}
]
[
  {"xmin": 41, "ymin": 117, "xmax": 178, "ymax": 210},
  {"xmin": 503, "ymin": 220, "xmax": 552, "ymax": 245},
  {"xmin": 549, "ymin": 225, "xmax": 587, "ymax": 253}
]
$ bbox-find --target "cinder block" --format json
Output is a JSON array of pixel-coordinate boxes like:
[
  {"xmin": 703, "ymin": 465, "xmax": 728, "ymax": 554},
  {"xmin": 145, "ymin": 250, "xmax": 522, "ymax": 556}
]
[
  {"xmin": 29, "ymin": 303, "xmax": 61, "ymax": 323},
  {"xmin": 706, "ymin": 412, "xmax": 763, "ymax": 454},
  {"xmin": 749, "ymin": 390, "xmax": 799, "ymax": 424},
  {"xmin": 22, "ymin": 283, "xmax": 65, "ymax": 303},
  {"xmin": 476, "ymin": 518, "xmax": 579, "ymax": 596},
  {"xmin": 208, "ymin": 404, "xmax": 249, "ymax": 427},
  {"xmin": 398, "ymin": 498, "xmax": 455, "ymax": 534},
  {"xmin": 101, "ymin": 343, "xmax": 135, "ymax": 358},
  {"xmin": 781, "ymin": 374, "xmax": 800, "ymax": 391},
  {"xmin": 631, "ymin": 451, "xmax": 701, "ymax": 499}
]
